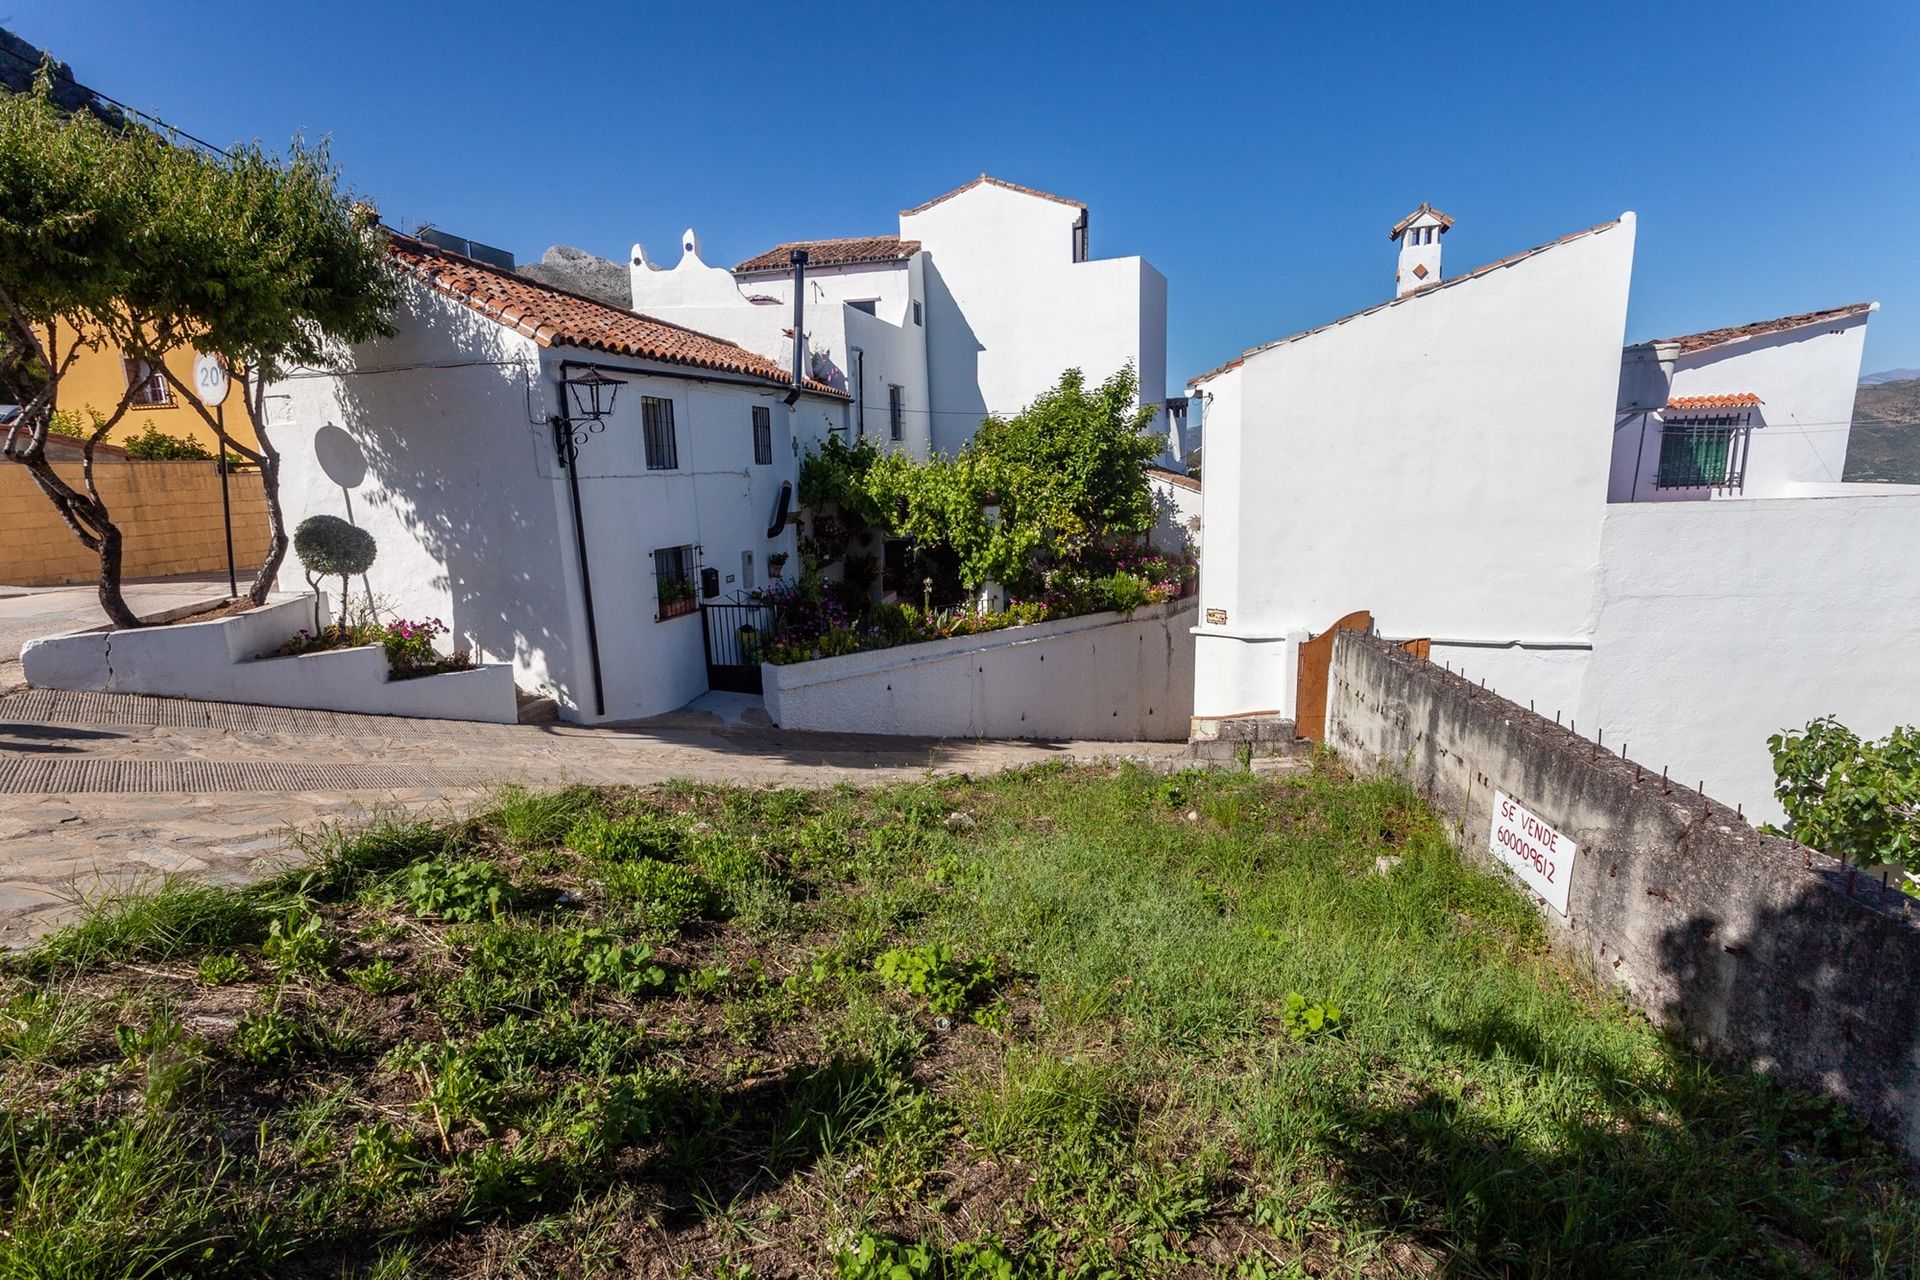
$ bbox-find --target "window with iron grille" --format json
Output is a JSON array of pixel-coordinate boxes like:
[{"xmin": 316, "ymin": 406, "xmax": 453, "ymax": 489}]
[
  {"xmin": 653, "ymin": 544, "xmax": 697, "ymax": 620},
  {"xmin": 752, "ymin": 405, "xmax": 772, "ymax": 465},
  {"xmin": 888, "ymin": 384, "xmax": 904, "ymax": 442},
  {"xmin": 1656, "ymin": 414, "xmax": 1744, "ymax": 489},
  {"xmin": 122, "ymin": 358, "xmax": 173, "ymax": 408},
  {"xmin": 642, "ymin": 396, "xmax": 678, "ymax": 470}
]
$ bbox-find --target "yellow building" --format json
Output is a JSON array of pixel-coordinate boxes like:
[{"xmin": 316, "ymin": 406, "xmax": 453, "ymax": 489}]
[{"xmin": 51, "ymin": 323, "xmax": 261, "ymax": 452}]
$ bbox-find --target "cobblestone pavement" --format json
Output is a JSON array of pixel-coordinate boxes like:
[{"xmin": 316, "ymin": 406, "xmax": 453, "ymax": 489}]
[{"xmin": 0, "ymin": 688, "xmax": 1187, "ymax": 947}]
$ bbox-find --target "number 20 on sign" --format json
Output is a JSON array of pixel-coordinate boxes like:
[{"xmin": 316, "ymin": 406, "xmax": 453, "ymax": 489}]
[{"xmin": 1490, "ymin": 790, "xmax": 1576, "ymax": 916}]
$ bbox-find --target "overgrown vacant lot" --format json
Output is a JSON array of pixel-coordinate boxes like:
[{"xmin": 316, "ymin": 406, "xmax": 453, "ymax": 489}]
[{"xmin": 5, "ymin": 765, "xmax": 1917, "ymax": 1278}]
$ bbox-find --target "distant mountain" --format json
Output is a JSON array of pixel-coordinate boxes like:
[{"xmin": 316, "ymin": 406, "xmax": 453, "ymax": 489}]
[
  {"xmin": 1845, "ymin": 377, "xmax": 1920, "ymax": 483},
  {"xmin": 1860, "ymin": 369, "xmax": 1920, "ymax": 386}
]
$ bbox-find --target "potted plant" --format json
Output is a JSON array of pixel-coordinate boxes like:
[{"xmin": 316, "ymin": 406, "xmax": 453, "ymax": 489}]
[{"xmin": 767, "ymin": 551, "xmax": 790, "ymax": 579}]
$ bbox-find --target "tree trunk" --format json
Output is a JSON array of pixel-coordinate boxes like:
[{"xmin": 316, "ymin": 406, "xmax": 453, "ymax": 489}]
[
  {"xmin": 94, "ymin": 518, "xmax": 138, "ymax": 629},
  {"xmin": 247, "ymin": 441, "xmax": 288, "ymax": 606}
]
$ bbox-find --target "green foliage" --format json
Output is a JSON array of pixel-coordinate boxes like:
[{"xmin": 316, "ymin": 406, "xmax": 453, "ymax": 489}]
[
  {"xmin": 602, "ymin": 857, "xmax": 715, "ymax": 932},
  {"xmin": 1767, "ymin": 716, "xmax": 1920, "ymax": 873},
  {"xmin": 835, "ymin": 1232, "xmax": 1050, "ymax": 1279},
  {"xmin": 480, "ymin": 783, "xmax": 603, "ymax": 852},
  {"xmin": 0, "ymin": 79, "xmax": 396, "ymax": 610},
  {"xmin": 27, "ymin": 878, "xmax": 267, "ymax": 973},
  {"xmin": 292, "ymin": 513, "xmax": 375, "ymax": 575},
  {"xmin": 121, "ymin": 422, "xmax": 214, "ymax": 460},
  {"xmin": 232, "ymin": 1003, "xmax": 302, "ymax": 1065},
  {"xmin": 566, "ymin": 812, "xmax": 679, "ymax": 862},
  {"xmin": 801, "ymin": 365, "xmax": 1158, "ymax": 594},
  {"xmin": 396, "ymin": 858, "xmax": 517, "ymax": 923},
  {"xmin": 345, "ymin": 959, "xmax": 406, "ymax": 996},
  {"xmin": 193, "ymin": 953, "xmax": 250, "ymax": 986},
  {"xmin": 262, "ymin": 906, "xmax": 336, "ymax": 978},
  {"xmin": 875, "ymin": 943, "xmax": 994, "ymax": 1016},
  {"xmin": 1279, "ymin": 991, "xmax": 1343, "ymax": 1040}
]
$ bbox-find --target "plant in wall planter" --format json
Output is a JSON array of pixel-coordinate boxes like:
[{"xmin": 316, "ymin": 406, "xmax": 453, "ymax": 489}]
[
  {"xmin": 767, "ymin": 552, "xmax": 790, "ymax": 579},
  {"xmin": 293, "ymin": 514, "xmax": 376, "ymax": 631}
]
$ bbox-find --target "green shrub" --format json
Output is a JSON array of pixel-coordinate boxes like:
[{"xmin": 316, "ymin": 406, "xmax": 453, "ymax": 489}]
[
  {"xmin": 1767, "ymin": 716, "xmax": 1920, "ymax": 873},
  {"xmin": 345, "ymin": 959, "xmax": 406, "ymax": 996},
  {"xmin": 121, "ymin": 422, "xmax": 214, "ymax": 460},
  {"xmin": 233, "ymin": 1003, "xmax": 303, "ymax": 1064},
  {"xmin": 1094, "ymin": 569, "xmax": 1152, "ymax": 614}
]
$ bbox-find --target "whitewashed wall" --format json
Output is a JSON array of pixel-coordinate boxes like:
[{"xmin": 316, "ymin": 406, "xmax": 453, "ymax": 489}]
[
  {"xmin": 629, "ymin": 234, "xmax": 933, "ymax": 458},
  {"xmin": 1577, "ymin": 494, "xmax": 1920, "ymax": 824},
  {"xmin": 764, "ymin": 601, "xmax": 1196, "ymax": 740},
  {"xmin": 1146, "ymin": 469, "xmax": 1202, "ymax": 555},
  {"xmin": 903, "ymin": 183, "xmax": 1168, "ymax": 453},
  {"xmin": 274, "ymin": 279, "xmax": 833, "ymax": 725},
  {"xmin": 1192, "ymin": 216, "xmax": 1638, "ymax": 720},
  {"xmin": 1611, "ymin": 309, "xmax": 1874, "ymax": 502}
]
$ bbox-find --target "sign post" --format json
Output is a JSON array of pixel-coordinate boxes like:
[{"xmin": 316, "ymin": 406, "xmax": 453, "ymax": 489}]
[
  {"xmin": 192, "ymin": 354, "xmax": 237, "ymax": 597},
  {"xmin": 1489, "ymin": 790, "xmax": 1577, "ymax": 916}
]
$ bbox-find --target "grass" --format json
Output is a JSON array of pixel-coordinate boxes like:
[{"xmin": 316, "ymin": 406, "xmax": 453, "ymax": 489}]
[{"xmin": 0, "ymin": 763, "xmax": 1916, "ymax": 1278}]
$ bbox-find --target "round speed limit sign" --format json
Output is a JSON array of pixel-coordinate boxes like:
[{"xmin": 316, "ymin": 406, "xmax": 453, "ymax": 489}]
[{"xmin": 192, "ymin": 352, "xmax": 230, "ymax": 406}]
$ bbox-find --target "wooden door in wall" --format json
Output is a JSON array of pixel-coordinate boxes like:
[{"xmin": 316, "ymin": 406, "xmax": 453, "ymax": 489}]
[{"xmin": 1294, "ymin": 610, "xmax": 1372, "ymax": 744}]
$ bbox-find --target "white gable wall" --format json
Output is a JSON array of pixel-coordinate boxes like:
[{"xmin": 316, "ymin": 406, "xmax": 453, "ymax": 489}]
[
  {"xmin": 902, "ymin": 183, "xmax": 1167, "ymax": 454},
  {"xmin": 1193, "ymin": 216, "xmax": 1638, "ymax": 720},
  {"xmin": 1609, "ymin": 310, "xmax": 1872, "ymax": 502},
  {"xmin": 273, "ymin": 282, "xmax": 587, "ymax": 709},
  {"xmin": 274, "ymin": 277, "xmax": 824, "ymax": 724}
]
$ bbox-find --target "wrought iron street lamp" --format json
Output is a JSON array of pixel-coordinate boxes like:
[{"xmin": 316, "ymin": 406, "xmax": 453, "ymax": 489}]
[{"xmin": 552, "ymin": 367, "xmax": 628, "ymax": 467}]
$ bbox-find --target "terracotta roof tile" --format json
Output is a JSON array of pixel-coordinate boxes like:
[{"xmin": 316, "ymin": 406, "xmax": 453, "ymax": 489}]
[
  {"xmin": 1389, "ymin": 202, "xmax": 1454, "ymax": 240},
  {"xmin": 734, "ymin": 236, "xmax": 920, "ymax": 275},
  {"xmin": 901, "ymin": 174, "xmax": 1086, "ymax": 217},
  {"xmin": 386, "ymin": 232, "xmax": 847, "ymax": 398},
  {"xmin": 1188, "ymin": 217, "xmax": 1628, "ymax": 388},
  {"xmin": 1665, "ymin": 393, "xmax": 1762, "ymax": 411},
  {"xmin": 1642, "ymin": 303, "xmax": 1876, "ymax": 355},
  {"xmin": 1147, "ymin": 466, "xmax": 1200, "ymax": 492}
]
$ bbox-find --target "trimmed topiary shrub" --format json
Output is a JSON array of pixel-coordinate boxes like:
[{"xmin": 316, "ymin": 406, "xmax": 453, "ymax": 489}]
[{"xmin": 293, "ymin": 514, "xmax": 376, "ymax": 627}]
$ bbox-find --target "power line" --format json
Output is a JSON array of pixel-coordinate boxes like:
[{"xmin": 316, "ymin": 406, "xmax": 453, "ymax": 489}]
[{"xmin": 0, "ymin": 40, "xmax": 233, "ymax": 159}]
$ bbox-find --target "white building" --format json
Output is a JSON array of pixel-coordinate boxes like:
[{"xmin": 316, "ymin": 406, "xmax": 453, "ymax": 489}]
[
  {"xmin": 1610, "ymin": 303, "xmax": 1876, "ymax": 502},
  {"xmin": 273, "ymin": 231, "xmax": 849, "ymax": 725},
  {"xmin": 629, "ymin": 174, "xmax": 1169, "ymax": 460},
  {"xmin": 1191, "ymin": 206, "xmax": 1920, "ymax": 821}
]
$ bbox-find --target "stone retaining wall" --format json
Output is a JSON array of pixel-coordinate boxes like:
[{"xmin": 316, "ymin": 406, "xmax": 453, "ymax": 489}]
[{"xmin": 1327, "ymin": 629, "xmax": 1920, "ymax": 1159}]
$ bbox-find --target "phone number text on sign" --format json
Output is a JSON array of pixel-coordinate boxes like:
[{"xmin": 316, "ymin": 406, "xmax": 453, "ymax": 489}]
[{"xmin": 1490, "ymin": 790, "xmax": 1575, "ymax": 916}]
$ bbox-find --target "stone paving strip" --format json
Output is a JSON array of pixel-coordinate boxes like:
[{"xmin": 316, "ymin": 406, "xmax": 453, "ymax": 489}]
[{"xmin": 0, "ymin": 688, "xmax": 1189, "ymax": 946}]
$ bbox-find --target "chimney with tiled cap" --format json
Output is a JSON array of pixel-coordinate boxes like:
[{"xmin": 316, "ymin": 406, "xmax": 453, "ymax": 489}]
[{"xmin": 1390, "ymin": 203, "xmax": 1452, "ymax": 298}]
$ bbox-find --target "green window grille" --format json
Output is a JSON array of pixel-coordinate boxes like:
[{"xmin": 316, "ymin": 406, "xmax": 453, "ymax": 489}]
[{"xmin": 1655, "ymin": 415, "xmax": 1742, "ymax": 489}]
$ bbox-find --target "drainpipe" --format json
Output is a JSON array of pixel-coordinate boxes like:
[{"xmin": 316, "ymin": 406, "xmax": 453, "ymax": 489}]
[
  {"xmin": 553, "ymin": 359, "xmax": 607, "ymax": 718},
  {"xmin": 784, "ymin": 248, "xmax": 808, "ymax": 406}
]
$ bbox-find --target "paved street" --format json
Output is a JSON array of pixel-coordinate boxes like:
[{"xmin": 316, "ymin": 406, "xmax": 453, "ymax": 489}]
[{"xmin": 0, "ymin": 686, "xmax": 1186, "ymax": 947}]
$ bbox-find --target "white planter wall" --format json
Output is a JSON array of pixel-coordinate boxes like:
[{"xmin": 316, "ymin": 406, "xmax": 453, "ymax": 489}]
[
  {"xmin": 20, "ymin": 593, "xmax": 518, "ymax": 723},
  {"xmin": 763, "ymin": 601, "xmax": 1196, "ymax": 740}
]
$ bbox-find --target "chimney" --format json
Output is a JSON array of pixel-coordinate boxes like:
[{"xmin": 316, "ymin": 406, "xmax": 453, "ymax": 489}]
[
  {"xmin": 1390, "ymin": 203, "xmax": 1452, "ymax": 297},
  {"xmin": 785, "ymin": 248, "xmax": 808, "ymax": 405}
]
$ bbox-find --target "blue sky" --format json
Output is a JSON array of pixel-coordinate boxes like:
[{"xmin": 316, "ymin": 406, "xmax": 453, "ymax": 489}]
[{"xmin": 13, "ymin": 1, "xmax": 1919, "ymax": 394}]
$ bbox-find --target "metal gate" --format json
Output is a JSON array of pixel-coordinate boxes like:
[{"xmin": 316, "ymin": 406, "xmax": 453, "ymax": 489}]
[{"xmin": 700, "ymin": 601, "xmax": 780, "ymax": 694}]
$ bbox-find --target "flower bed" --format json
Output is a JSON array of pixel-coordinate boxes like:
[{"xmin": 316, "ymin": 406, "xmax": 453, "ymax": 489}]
[
  {"xmin": 760, "ymin": 546, "xmax": 1194, "ymax": 666},
  {"xmin": 279, "ymin": 614, "xmax": 474, "ymax": 680}
]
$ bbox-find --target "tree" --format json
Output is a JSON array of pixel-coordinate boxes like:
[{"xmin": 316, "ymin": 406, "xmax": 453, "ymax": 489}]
[
  {"xmin": 1767, "ymin": 716, "xmax": 1920, "ymax": 874},
  {"xmin": 0, "ymin": 67, "xmax": 394, "ymax": 625},
  {"xmin": 861, "ymin": 364, "xmax": 1161, "ymax": 593}
]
